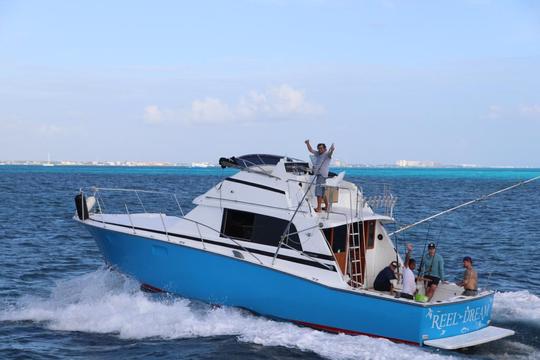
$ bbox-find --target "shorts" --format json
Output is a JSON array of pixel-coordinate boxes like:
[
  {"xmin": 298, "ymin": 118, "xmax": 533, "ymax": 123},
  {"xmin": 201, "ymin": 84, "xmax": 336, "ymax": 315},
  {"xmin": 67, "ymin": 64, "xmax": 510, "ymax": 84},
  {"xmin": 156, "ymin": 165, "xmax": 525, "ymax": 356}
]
[
  {"xmin": 397, "ymin": 292, "xmax": 414, "ymax": 300},
  {"xmin": 424, "ymin": 275, "xmax": 440, "ymax": 288},
  {"xmin": 315, "ymin": 175, "xmax": 326, "ymax": 197},
  {"xmin": 462, "ymin": 289, "xmax": 478, "ymax": 296},
  {"xmin": 374, "ymin": 281, "xmax": 392, "ymax": 292}
]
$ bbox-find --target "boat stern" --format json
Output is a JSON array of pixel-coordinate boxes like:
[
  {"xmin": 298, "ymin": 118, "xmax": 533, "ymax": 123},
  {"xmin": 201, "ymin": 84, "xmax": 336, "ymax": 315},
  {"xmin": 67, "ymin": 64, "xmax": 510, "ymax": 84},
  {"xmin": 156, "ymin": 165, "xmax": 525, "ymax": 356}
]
[{"xmin": 420, "ymin": 292, "xmax": 514, "ymax": 349}]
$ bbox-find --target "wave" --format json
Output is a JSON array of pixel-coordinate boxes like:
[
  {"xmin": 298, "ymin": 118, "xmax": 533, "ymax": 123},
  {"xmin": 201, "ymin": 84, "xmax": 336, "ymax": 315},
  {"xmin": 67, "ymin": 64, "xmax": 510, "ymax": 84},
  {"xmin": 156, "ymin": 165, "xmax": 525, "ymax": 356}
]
[
  {"xmin": 0, "ymin": 269, "xmax": 456, "ymax": 360},
  {"xmin": 493, "ymin": 290, "xmax": 540, "ymax": 324}
]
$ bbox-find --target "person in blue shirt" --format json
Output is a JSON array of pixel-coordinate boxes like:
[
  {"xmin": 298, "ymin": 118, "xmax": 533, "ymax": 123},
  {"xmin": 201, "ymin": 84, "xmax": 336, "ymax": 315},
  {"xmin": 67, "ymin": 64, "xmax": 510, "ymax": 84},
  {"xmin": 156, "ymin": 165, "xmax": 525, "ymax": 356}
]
[
  {"xmin": 373, "ymin": 261, "xmax": 398, "ymax": 292},
  {"xmin": 419, "ymin": 242, "xmax": 445, "ymax": 300}
]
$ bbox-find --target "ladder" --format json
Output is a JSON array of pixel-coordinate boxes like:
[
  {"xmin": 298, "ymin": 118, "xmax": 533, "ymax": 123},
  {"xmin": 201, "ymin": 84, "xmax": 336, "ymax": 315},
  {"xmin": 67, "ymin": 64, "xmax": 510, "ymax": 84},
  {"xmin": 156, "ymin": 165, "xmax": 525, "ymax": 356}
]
[{"xmin": 348, "ymin": 224, "xmax": 364, "ymax": 288}]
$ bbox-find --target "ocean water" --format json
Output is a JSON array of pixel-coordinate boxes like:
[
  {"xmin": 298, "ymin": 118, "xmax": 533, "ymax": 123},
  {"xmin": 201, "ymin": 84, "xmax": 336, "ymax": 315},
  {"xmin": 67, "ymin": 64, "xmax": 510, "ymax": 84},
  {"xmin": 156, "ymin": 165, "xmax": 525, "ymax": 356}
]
[{"xmin": 1, "ymin": 166, "xmax": 539, "ymax": 360}]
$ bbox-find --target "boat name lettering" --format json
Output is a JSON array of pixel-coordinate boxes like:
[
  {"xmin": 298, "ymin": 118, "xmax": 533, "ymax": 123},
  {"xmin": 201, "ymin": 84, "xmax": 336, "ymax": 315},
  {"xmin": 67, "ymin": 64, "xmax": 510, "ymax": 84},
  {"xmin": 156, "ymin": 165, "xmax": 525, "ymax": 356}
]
[{"xmin": 430, "ymin": 304, "xmax": 490, "ymax": 330}]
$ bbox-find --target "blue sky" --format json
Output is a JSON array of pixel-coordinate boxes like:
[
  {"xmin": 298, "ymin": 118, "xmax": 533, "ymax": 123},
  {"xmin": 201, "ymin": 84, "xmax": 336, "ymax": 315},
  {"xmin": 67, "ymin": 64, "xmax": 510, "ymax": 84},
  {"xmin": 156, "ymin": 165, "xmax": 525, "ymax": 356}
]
[{"xmin": 1, "ymin": 0, "xmax": 539, "ymax": 166}]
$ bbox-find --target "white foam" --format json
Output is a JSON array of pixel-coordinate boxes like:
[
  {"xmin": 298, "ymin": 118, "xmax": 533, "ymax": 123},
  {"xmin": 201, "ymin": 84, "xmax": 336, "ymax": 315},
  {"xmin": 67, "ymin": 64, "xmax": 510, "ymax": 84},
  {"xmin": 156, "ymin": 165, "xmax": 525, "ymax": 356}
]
[
  {"xmin": 476, "ymin": 341, "xmax": 540, "ymax": 360},
  {"xmin": 493, "ymin": 290, "xmax": 540, "ymax": 323},
  {"xmin": 1, "ymin": 269, "xmax": 456, "ymax": 360}
]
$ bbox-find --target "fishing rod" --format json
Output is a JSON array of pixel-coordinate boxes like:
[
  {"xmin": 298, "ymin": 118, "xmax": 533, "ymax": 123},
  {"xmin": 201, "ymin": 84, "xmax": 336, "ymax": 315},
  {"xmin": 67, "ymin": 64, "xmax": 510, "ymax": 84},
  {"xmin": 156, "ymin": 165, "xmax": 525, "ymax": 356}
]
[
  {"xmin": 389, "ymin": 174, "xmax": 540, "ymax": 237},
  {"xmin": 416, "ymin": 222, "xmax": 432, "ymax": 277}
]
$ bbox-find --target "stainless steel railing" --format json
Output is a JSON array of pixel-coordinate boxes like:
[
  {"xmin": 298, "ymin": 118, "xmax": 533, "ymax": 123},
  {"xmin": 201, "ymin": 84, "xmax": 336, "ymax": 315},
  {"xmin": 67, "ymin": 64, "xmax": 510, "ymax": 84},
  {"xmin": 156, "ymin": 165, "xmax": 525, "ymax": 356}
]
[{"xmin": 79, "ymin": 186, "xmax": 338, "ymax": 268}]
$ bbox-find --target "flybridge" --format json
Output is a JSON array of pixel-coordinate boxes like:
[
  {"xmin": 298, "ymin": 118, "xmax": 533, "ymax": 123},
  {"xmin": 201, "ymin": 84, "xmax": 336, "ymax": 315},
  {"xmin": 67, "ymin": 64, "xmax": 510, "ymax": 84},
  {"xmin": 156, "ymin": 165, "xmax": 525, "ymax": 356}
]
[{"xmin": 219, "ymin": 154, "xmax": 311, "ymax": 175}]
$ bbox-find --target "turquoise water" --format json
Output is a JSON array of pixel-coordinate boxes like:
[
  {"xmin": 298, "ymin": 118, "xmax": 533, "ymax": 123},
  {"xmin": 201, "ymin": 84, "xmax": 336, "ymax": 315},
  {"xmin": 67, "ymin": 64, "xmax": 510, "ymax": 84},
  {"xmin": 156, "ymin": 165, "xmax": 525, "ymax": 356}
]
[
  {"xmin": 1, "ymin": 166, "xmax": 539, "ymax": 359},
  {"xmin": 1, "ymin": 165, "xmax": 539, "ymax": 179}
]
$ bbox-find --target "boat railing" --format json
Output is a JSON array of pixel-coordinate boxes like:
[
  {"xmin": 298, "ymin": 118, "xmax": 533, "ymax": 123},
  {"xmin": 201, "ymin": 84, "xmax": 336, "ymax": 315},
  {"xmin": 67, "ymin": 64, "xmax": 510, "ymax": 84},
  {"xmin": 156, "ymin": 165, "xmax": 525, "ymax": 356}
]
[
  {"xmin": 88, "ymin": 186, "xmax": 187, "ymax": 216},
  {"xmin": 363, "ymin": 194, "xmax": 397, "ymax": 218},
  {"xmin": 81, "ymin": 186, "xmax": 355, "ymax": 273},
  {"xmin": 79, "ymin": 187, "xmax": 265, "ymax": 265},
  {"xmin": 287, "ymin": 177, "xmax": 396, "ymax": 218},
  {"xmin": 357, "ymin": 182, "xmax": 397, "ymax": 218}
]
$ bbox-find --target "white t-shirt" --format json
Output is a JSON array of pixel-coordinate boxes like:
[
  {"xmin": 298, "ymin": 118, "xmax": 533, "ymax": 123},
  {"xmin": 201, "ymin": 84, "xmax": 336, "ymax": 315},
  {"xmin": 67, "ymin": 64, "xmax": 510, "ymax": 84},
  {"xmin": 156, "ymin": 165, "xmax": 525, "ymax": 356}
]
[{"xmin": 402, "ymin": 267, "xmax": 416, "ymax": 296}]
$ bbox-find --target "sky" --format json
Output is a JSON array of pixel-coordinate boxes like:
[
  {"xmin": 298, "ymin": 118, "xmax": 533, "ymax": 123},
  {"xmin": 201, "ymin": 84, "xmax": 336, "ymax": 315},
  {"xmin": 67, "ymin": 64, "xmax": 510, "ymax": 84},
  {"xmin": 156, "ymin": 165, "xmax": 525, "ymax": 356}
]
[{"xmin": 0, "ymin": 0, "xmax": 539, "ymax": 166}]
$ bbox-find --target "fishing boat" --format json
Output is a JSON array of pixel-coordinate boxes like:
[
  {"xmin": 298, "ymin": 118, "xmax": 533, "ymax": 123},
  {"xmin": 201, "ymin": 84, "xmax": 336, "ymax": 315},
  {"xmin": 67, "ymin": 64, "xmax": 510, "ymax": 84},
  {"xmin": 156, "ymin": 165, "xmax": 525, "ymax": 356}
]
[{"xmin": 73, "ymin": 154, "xmax": 521, "ymax": 349}]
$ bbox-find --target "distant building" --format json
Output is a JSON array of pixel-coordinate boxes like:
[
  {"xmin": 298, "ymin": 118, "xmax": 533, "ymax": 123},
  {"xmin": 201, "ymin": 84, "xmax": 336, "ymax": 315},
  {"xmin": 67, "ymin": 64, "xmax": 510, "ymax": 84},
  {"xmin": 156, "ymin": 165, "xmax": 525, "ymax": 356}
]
[
  {"xmin": 396, "ymin": 160, "xmax": 439, "ymax": 168},
  {"xmin": 191, "ymin": 162, "xmax": 212, "ymax": 168}
]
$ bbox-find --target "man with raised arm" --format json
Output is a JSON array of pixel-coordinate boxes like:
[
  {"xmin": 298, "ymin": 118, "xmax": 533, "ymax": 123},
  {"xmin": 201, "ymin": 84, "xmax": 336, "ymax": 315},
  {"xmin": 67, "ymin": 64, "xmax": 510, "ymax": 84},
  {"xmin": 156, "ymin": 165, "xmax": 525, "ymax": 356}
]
[
  {"xmin": 304, "ymin": 140, "xmax": 335, "ymax": 212},
  {"xmin": 397, "ymin": 243, "xmax": 417, "ymax": 299}
]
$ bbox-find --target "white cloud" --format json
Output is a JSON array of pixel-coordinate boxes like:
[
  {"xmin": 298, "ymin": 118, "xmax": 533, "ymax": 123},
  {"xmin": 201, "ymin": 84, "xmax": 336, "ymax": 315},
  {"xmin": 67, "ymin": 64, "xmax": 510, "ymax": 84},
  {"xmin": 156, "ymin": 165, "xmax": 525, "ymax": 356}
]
[
  {"xmin": 245, "ymin": 84, "xmax": 323, "ymax": 117},
  {"xmin": 519, "ymin": 104, "xmax": 540, "ymax": 118},
  {"xmin": 143, "ymin": 105, "xmax": 163, "ymax": 124},
  {"xmin": 190, "ymin": 98, "xmax": 233, "ymax": 124},
  {"xmin": 142, "ymin": 84, "xmax": 323, "ymax": 126}
]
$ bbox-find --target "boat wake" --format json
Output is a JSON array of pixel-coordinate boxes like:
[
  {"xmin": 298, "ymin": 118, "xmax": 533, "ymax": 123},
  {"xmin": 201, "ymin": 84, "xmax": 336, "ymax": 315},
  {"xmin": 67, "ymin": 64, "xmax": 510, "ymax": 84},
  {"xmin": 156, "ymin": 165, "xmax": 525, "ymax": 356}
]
[
  {"xmin": 1, "ymin": 269, "xmax": 538, "ymax": 360},
  {"xmin": 493, "ymin": 290, "xmax": 540, "ymax": 324}
]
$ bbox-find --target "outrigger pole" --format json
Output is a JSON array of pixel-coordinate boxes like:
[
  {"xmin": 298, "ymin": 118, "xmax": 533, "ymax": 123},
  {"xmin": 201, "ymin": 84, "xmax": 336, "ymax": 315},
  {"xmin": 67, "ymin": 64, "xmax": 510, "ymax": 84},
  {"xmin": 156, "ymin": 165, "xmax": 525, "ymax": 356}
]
[{"xmin": 389, "ymin": 174, "xmax": 540, "ymax": 237}]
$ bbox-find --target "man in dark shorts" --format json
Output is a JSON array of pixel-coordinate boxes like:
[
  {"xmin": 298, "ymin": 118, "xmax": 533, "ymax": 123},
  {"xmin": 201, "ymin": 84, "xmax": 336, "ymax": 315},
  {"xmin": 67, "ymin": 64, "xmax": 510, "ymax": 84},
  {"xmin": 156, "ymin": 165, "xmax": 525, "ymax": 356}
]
[
  {"xmin": 419, "ymin": 242, "xmax": 445, "ymax": 300},
  {"xmin": 373, "ymin": 261, "xmax": 398, "ymax": 292}
]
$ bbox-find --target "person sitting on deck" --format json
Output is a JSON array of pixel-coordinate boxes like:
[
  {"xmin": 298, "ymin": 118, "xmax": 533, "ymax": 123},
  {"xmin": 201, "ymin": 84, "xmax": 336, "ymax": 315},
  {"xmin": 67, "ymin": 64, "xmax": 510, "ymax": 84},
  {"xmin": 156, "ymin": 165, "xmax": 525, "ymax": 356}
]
[
  {"xmin": 419, "ymin": 242, "xmax": 445, "ymax": 300},
  {"xmin": 373, "ymin": 261, "xmax": 398, "ymax": 292},
  {"xmin": 457, "ymin": 256, "xmax": 478, "ymax": 296},
  {"xmin": 304, "ymin": 139, "xmax": 335, "ymax": 213},
  {"xmin": 395, "ymin": 243, "xmax": 417, "ymax": 300}
]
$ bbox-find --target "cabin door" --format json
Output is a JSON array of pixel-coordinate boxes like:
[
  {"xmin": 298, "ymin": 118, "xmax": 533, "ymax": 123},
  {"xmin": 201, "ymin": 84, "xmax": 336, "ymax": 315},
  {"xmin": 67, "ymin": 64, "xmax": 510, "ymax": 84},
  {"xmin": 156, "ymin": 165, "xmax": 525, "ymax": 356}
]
[{"xmin": 322, "ymin": 225, "xmax": 348, "ymax": 274}]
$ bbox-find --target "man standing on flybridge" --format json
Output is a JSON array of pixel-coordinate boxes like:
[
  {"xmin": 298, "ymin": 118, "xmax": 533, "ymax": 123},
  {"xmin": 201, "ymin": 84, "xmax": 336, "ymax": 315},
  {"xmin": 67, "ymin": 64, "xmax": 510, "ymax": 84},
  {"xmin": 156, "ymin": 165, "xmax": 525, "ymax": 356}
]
[{"xmin": 305, "ymin": 140, "xmax": 335, "ymax": 213}]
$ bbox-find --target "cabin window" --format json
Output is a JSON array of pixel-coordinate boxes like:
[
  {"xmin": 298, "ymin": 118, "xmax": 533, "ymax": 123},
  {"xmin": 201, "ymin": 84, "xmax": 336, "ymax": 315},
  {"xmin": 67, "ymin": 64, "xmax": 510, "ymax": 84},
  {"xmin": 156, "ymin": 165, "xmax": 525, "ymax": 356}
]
[
  {"xmin": 323, "ymin": 221, "xmax": 377, "ymax": 252},
  {"xmin": 366, "ymin": 220, "xmax": 376, "ymax": 249},
  {"xmin": 322, "ymin": 224, "xmax": 348, "ymax": 253},
  {"xmin": 221, "ymin": 208, "xmax": 302, "ymax": 250}
]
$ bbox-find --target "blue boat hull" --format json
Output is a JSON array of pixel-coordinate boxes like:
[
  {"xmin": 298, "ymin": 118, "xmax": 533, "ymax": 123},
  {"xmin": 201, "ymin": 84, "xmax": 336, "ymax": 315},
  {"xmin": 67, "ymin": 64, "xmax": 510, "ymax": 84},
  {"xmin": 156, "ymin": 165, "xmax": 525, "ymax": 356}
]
[{"xmin": 86, "ymin": 224, "xmax": 494, "ymax": 346}]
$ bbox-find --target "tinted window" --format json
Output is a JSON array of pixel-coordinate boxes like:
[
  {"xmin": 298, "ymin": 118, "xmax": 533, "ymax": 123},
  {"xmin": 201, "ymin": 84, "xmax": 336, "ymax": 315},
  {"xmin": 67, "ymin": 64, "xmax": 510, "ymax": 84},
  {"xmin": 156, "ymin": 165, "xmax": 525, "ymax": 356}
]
[
  {"xmin": 366, "ymin": 220, "xmax": 376, "ymax": 249},
  {"xmin": 285, "ymin": 162, "xmax": 310, "ymax": 174},
  {"xmin": 322, "ymin": 224, "xmax": 348, "ymax": 253},
  {"xmin": 323, "ymin": 221, "xmax": 375, "ymax": 253},
  {"xmin": 222, "ymin": 209, "xmax": 254, "ymax": 240},
  {"xmin": 221, "ymin": 209, "xmax": 302, "ymax": 251}
]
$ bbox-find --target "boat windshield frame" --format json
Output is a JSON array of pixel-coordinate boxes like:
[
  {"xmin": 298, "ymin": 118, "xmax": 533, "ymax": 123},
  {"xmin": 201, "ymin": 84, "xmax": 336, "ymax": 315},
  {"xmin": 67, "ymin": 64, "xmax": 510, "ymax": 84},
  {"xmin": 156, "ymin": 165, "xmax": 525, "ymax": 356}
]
[{"xmin": 219, "ymin": 154, "xmax": 311, "ymax": 175}]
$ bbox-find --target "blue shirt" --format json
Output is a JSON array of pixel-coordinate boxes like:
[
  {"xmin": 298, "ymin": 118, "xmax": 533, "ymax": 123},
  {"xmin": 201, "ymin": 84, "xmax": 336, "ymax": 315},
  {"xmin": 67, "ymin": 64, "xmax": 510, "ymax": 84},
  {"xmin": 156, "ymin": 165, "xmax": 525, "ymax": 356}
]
[
  {"xmin": 373, "ymin": 266, "xmax": 397, "ymax": 291},
  {"xmin": 421, "ymin": 253, "xmax": 445, "ymax": 281}
]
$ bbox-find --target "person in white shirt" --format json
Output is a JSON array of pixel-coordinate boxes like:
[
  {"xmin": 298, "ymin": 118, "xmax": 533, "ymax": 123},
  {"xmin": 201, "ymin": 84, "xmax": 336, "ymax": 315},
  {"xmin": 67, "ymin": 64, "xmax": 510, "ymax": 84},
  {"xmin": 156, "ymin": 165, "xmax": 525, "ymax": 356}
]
[{"xmin": 397, "ymin": 243, "xmax": 417, "ymax": 300}]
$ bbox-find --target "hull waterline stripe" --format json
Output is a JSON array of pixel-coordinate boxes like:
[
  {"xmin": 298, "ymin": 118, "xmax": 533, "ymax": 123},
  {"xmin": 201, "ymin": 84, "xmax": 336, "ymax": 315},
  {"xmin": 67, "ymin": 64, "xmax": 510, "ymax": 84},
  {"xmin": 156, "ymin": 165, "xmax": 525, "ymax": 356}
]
[
  {"xmin": 140, "ymin": 283, "xmax": 165, "ymax": 293},
  {"xmin": 88, "ymin": 217, "xmax": 337, "ymax": 272},
  {"xmin": 292, "ymin": 320, "xmax": 420, "ymax": 346},
  {"xmin": 225, "ymin": 177, "xmax": 286, "ymax": 194}
]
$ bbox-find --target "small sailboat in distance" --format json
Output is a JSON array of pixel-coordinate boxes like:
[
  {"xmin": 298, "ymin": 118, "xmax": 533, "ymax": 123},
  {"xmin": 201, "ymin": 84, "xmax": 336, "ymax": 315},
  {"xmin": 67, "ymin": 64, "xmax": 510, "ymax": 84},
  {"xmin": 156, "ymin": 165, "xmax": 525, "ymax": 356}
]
[{"xmin": 43, "ymin": 153, "xmax": 54, "ymax": 167}]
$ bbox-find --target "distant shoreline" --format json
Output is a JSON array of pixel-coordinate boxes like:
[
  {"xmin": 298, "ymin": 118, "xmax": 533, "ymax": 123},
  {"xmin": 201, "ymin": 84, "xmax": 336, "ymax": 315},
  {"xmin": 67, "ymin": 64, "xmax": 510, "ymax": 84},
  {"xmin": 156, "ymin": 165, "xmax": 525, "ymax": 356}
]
[{"xmin": 1, "ymin": 163, "xmax": 538, "ymax": 170}]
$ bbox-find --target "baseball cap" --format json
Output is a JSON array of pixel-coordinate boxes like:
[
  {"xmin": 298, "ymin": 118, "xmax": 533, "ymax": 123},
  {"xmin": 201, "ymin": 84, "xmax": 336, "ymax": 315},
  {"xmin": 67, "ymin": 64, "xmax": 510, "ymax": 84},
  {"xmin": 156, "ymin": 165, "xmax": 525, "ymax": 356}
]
[
  {"xmin": 428, "ymin": 242, "xmax": 436, "ymax": 249},
  {"xmin": 390, "ymin": 261, "xmax": 398, "ymax": 268}
]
